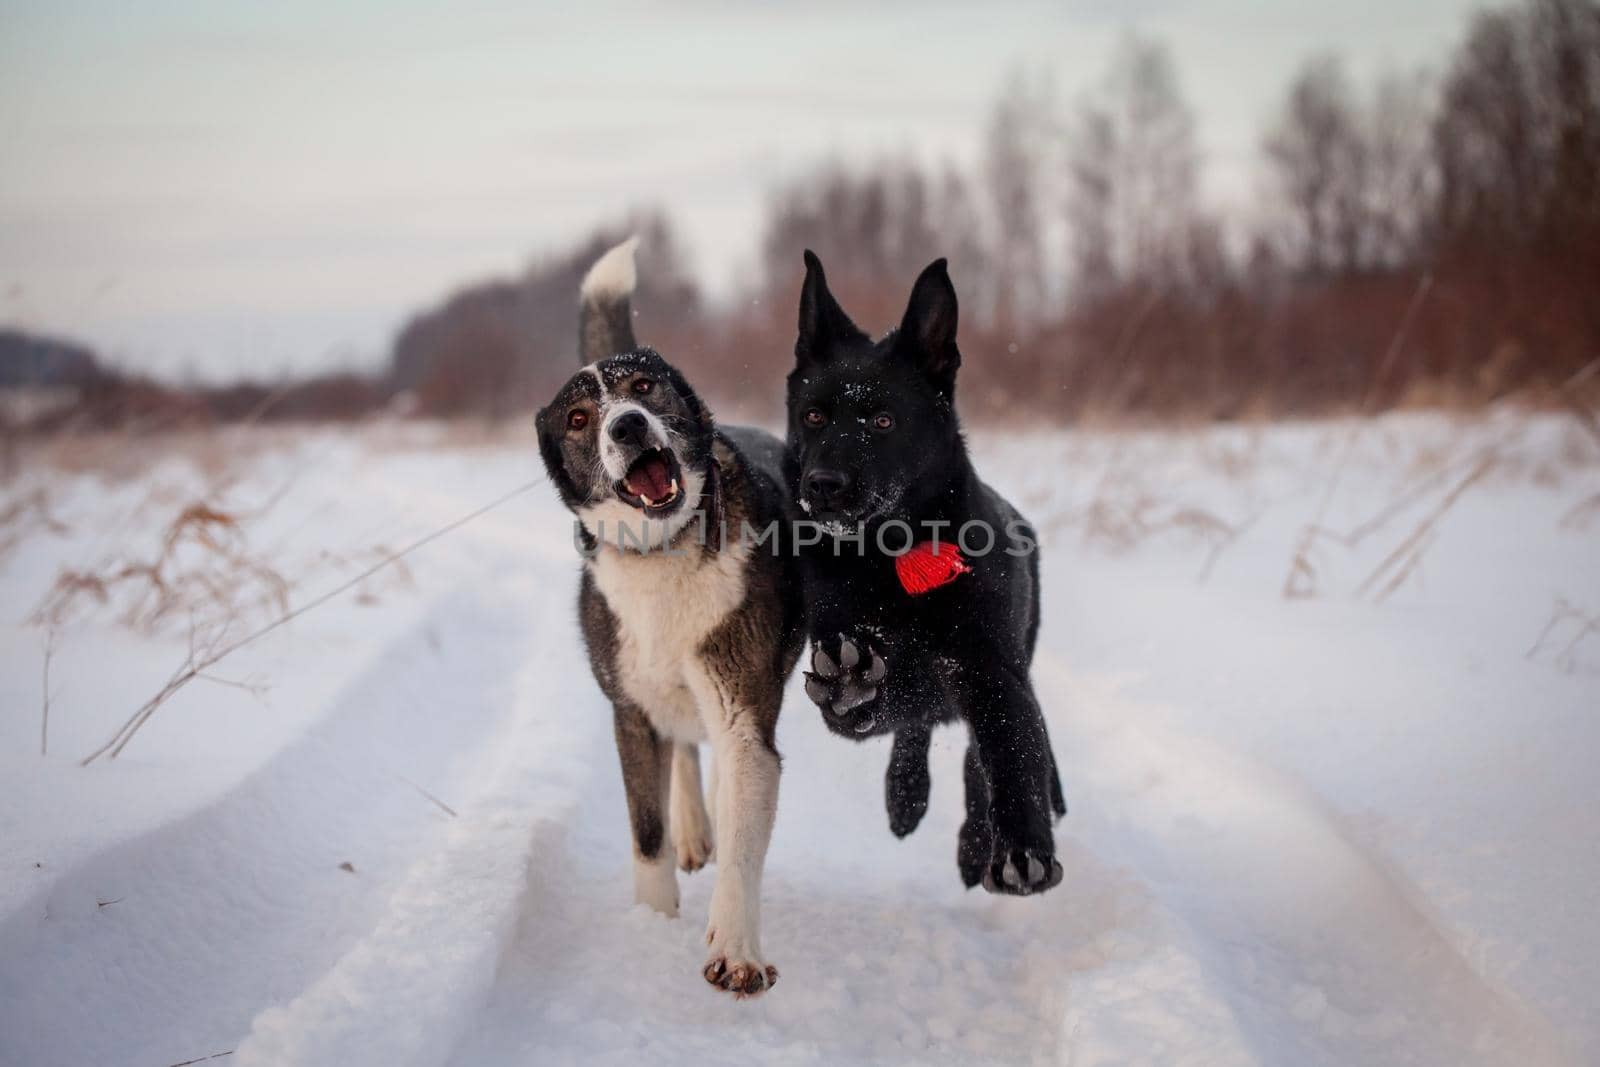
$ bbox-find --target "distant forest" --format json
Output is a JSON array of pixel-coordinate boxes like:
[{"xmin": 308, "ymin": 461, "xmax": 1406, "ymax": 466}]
[{"xmin": 6, "ymin": 0, "xmax": 1597, "ymax": 430}]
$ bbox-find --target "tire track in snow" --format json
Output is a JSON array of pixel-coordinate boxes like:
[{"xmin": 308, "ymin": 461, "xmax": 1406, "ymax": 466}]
[
  {"xmin": 1033, "ymin": 657, "xmax": 1574, "ymax": 1066},
  {"xmin": 442, "ymin": 662, "xmax": 1252, "ymax": 1065},
  {"xmin": 234, "ymin": 580, "xmax": 601, "ymax": 1066},
  {"xmin": 0, "ymin": 585, "xmax": 542, "ymax": 1067}
]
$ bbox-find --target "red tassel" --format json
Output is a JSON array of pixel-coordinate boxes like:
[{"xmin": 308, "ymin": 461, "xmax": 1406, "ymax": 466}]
[{"xmin": 894, "ymin": 540, "xmax": 971, "ymax": 595}]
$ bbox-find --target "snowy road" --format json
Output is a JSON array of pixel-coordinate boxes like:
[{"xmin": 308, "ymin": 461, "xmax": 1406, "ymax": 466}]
[{"xmin": 1, "ymin": 415, "xmax": 1595, "ymax": 1065}]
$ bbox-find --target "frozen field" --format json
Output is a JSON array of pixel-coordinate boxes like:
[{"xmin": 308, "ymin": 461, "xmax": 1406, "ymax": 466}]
[{"xmin": 1, "ymin": 411, "xmax": 1596, "ymax": 1066}]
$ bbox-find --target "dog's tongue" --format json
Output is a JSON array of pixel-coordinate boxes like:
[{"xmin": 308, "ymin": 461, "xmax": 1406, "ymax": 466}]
[{"xmin": 625, "ymin": 453, "xmax": 672, "ymax": 500}]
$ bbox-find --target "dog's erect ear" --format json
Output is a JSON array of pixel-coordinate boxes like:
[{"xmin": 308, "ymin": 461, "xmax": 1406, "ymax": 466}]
[
  {"xmin": 894, "ymin": 258, "xmax": 961, "ymax": 390},
  {"xmin": 796, "ymin": 249, "xmax": 865, "ymax": 365}
]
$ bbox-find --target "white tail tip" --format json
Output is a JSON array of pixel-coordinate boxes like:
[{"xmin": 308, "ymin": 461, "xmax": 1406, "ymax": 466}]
[{"xmin": 581, "ymin": 236, "xmax": 639, "ymax": 301}]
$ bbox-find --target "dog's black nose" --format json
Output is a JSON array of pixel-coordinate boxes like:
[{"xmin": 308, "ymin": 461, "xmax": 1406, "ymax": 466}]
[
  {"xmin": 802, "ymin": 469, "xmax": 851, "ymax": 507},
  {"xmin": 608, "ymin": 410, "xmax": 649, "ymax": 445}
]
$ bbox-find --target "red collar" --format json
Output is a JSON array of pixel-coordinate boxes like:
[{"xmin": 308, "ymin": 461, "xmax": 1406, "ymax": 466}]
[{"xmin": 894, "ymin": 540, "xmax": 971, "ymax": 595}]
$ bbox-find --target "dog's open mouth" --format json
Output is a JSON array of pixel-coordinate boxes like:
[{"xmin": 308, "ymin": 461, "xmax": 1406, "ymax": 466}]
[{"xmin": 616, "ymin": 448, "xmax": 684, "ymax": 514}]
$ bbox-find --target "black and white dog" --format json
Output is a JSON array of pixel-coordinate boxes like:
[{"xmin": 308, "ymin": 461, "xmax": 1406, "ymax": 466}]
[
  {"xmin": 536, "ymin": 239, "xmax": 802, "ymax": 996},
  {"xmin": 786, "ymin": 251, "xmax": 1067, "ymax": 896}
]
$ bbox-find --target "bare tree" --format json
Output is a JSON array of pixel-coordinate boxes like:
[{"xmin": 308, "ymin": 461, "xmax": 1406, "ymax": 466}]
[
  {"xmin": 933, "ymin": 166, "xmax": 993, "ymax": 327},
  {"xmin": 1066, "ymin": 105, "xmax": 1117, "ymax": 299},
  {"xmin": 1266, "ymin": 56, "xmax": 1436, "ymax": 275},
  {"xmin": 391, "ymin": 210, "xmax": 700, "ymax": 417},
  {"xmin": 1264, "ymin": 55, "xmax": 1369, "ymax": 275},
  {"xmin": 1066, "ymin": 35, "xmax": 1202, "ymax": 295},
  {"xmin": 1365, "ymin": 69, "xmax": 1437, "ymax": 267},
  {"xmin": 1432, "ymin": 0, "xmax": 1600, "ymax": 249},
  {"xmin": 984, "ymin": 69, "xmax": 1053, "ymax": 329}
]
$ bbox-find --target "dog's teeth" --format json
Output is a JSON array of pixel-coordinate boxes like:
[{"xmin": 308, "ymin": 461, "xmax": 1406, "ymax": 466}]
[
  {"xmin": 638, "ymin": 494, "xmax": 652, "ymax": 506},
  {"xmin": 670, "ymin": 477, "xmax": 679, "ymax": 494}
]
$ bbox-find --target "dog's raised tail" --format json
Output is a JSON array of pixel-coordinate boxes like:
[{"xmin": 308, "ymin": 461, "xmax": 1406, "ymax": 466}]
[{"xmin": 579, "ymin": 236, "xmax": 639, "ymax": 364}]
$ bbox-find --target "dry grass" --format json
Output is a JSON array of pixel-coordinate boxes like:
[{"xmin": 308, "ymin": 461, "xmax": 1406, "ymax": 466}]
[
  {"xmin": 40, "ymin": 625, "xmax": 55, "ymax": 757},
  {"xmin": 0, "ymin": 487, "xmax": 69, "ymax": 561},
  {"xmin": 1283, "ymin": 275, "xmax": 1436, "ymax": 599},
  {"xmin": 1559, "ymin": 493, "xmax": 1600, "ymax": 531},
  {"xmin": 164, "ymin": 1050, "xmax": 233, "ymax": 1067},
  {"xmin": 1071, "ymin": 437, "xmax": 1250, "ymax": 583},
  {"xmin": 78, "ymin": 475, "xmax": 542, "ymax": 764},
  {"xmin": 1526, "ymin": 598, "xmax": 1600, "ymax": 674},
  {"xmin": 1356, "ymin": 453, "xmax": 1498, "ymax": 603},
  {"xmin": 1081, "ymin": 491, "xmax": 1243, "ymax": 571},
  {"xmin": 31, "ymin": 498, "xmax": 291, "ymax": 633}
]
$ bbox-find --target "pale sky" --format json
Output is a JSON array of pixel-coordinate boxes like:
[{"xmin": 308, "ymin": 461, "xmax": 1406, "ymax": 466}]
[{"xmin": 1, "ymin": 0, "xmax": 1484, "ymax": 381}]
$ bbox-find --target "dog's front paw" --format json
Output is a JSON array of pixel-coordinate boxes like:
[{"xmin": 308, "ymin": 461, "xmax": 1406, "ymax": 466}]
[
  {"xmin": 674, "ymin": 819, "xmax": 713, "ymax": 873},
  {"xmin": 703, "ymin": 929, "xmax": 778, "ymax": 998},
  {"xmin": 803, "ymin": 634, "xmax": 887, "ymax": 735},
  {"xmin": 980, "ymin": 831, "xmax": 1064, "ymax": 897}
]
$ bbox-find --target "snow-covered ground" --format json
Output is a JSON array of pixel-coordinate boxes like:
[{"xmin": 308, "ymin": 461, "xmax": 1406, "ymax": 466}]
[{"xmin": 1, "ymin": 412, "xmax": 1595, "ymax": 1067}]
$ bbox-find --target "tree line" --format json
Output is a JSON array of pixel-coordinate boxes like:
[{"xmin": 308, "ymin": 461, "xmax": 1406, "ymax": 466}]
[
  {"xmin": 399, "ymin": 0, "xmax": 1596, "ymax": 424},
  {"xmin": 12, "ymin": 0, "xmax": 1597, "ymax": 430}
]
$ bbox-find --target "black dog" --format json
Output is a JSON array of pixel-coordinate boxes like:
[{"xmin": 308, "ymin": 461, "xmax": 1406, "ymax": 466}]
[{"xmin": 785, "ymin": 251, "xmax": 1066, "ymax": 895}]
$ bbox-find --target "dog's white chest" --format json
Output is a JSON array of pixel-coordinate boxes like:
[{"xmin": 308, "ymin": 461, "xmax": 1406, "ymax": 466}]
[{"xmin": 589, "ymin": 542, "xmax": 747, "ymax": 741}]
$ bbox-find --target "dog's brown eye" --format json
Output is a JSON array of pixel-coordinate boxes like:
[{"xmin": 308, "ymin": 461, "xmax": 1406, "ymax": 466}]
[
  {"xmin": 567, "ymin": 409, "xmax": 589, "ymax": 431},
  {"xmin": 803, "ymin": 408, "xmax": 826, "ymax": 428},
  {"xmin": 632, "ymin": 379, "xmax": 653, "ymax": 395},
  {"xmin": 873, "ymin": 412, "xmax": 895, "ymax": 431}
]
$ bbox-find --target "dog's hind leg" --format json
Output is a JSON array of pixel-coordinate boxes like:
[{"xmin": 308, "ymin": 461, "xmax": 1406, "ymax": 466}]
[
  {"xmin": 613, "ymin": 700, "xmax": 678, "ymax": 916},
  {"xmin": 670, "ymin": 743, "xmax": 715, "ymax": 872},
  {"xmin": 957, "ymin": 740, "xmax": 994, "ymax": 888},
  {"xmin": 885, "ymin": 725, "xmax": 932, "ymax": 838}
]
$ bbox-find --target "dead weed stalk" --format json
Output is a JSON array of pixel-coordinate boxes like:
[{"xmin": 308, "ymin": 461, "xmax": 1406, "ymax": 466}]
[
  {"xmin": 80, "ymin": 477, "xmax": 541, "ymax": 764},
  {"xmin": 31, "ymin": 499, "xmax": 290, "ymax": 633},
  {"xmin": 1526, "ymin": 598, "xmax": 1600, "ymax": 672},
  {"xmin": 1356, "ymin": 452, "xmax": 1498, "ymax": 603},
  {"xmin": 1283, "ymin": 274, "xmax": 1435, "ymax": 598}
]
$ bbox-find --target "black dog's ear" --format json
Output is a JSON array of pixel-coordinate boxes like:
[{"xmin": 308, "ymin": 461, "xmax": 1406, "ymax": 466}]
[
  {"xmin": 895, "ymin": 258, "xmax": 960, "ymax": 390},
  {"xmin": 796, "ymin": 250, "xmax": 865, "ymax": 365}
]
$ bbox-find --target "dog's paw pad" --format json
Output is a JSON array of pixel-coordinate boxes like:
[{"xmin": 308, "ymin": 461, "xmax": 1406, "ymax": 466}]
[
  {"xmin": 813, "ymin": 647, "xmax": 839, "ymax": 678},
  {"xmin": 838, "ymin": 638, "xmax": 860, "ymax": 669},
  {"xmin": 805, "ymin": 636, "xmax": 887, "ymax": 730},
  {"xmin": 703, "ymin": 955, "xmax": 777, "ymax": 998},
  {"xmin": 981, "ymin": 845, "xmax": 1064, "ymax": 896},
  {"xmin": 804, "ymin": 673, "xmax": 831, "ymax": 705}
]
